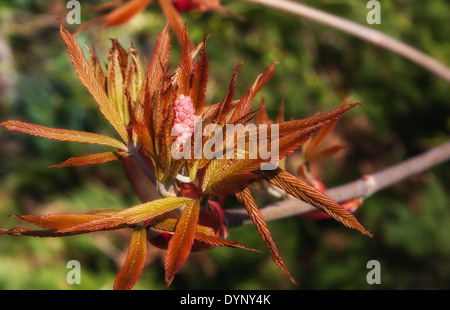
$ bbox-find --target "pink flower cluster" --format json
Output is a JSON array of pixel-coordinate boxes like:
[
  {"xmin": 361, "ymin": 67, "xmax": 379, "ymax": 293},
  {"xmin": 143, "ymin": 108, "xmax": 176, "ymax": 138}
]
[{"xmin": 173, "ymin": 94, "xmax": 195, "ymax": 149}]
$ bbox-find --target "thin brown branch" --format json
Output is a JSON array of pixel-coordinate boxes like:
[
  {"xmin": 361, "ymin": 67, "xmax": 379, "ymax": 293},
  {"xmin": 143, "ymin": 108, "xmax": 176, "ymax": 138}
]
[
  {"xmin": 242, "ymin": 0, "xmax": 450, "ymax": 84},
  {"xmin": 226, "ymin": 140, "xmax": 450, "ymax": 227}
]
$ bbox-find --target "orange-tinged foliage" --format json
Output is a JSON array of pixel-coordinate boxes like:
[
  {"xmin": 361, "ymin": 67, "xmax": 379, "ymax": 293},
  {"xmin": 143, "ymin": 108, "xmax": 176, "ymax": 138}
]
[
  {"xmin": 75, "ymin": 0, "xmax": 238, "ymax": 49},
  {"xmin": 0, "ymin": 23, "xmax": 370, "ymax": 289},
  {"xmin": 114, "ymin": 226, "xmax": 148, "ymax": 290},
  {"xmin": 236, "ymin": 188, "xmax": 297, "ymax": 284},
  {"xmin": 165, "ymin": 199, "xmax": 200, "ymax": 286}
]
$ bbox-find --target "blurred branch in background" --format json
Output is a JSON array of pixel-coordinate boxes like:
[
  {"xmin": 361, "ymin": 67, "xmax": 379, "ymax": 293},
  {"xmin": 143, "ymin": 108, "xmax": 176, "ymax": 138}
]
[
  {"xmin": 0, "ymin": 36, "xmax": 16, "ymax": 107},
  {"xmin": 244, "ymin": 0, "xmax": 450, "ymax": 83},
  {"xmin": 0, "ymin": 8, "xmax": 60, "ymax": 37}
]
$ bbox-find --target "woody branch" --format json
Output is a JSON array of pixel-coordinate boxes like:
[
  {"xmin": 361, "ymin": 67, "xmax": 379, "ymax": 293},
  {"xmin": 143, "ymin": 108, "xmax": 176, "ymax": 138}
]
[{"xmin": 243, "ymin": 0, "xmax": 450, "ymax": 84}]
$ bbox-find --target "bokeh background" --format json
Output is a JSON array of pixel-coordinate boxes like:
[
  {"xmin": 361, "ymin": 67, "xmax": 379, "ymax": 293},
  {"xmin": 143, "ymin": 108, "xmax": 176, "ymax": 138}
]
[{"xmin": 0, "ymin": 0, "xmax": 449, "ymax": 289}]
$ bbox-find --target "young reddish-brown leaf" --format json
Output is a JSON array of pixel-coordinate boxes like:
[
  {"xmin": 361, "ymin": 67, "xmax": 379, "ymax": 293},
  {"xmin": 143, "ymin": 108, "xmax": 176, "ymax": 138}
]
[
  {"xmin": 261, "ymin": 168, "xmax": 372, "ymax": 236},
  {"xmin": 15, "ymin": 210, "xmax": 120, "ymax": 230},
  {"xmin": 210, "ymin": 61, "xmax": 243, "ymax": 125},
  {"xmin": 156, "ymin": 86, "xmax": 178, "ymax": 179},
  {"xmin": 165, "ymin": 199, "xmax": 200, "ymax": 286},
  {"xmin": 190, "ymin": 38, "xmax": 209, "ymax": 113},
  {"xmin": 201, "ymin": 159, "xmax": 256, "ymax": 196},
  {"xmin": 149, "ymin": 217, "xmax": 260, "ymax": 252},
  {"xmin": 235, "ymin": 187, "xmax": 297, "ymax": 284},
  {"xmin": 276, "ymin": 122, "xmax": 327, "ymax": 160},
  {"xmin": 0, "ymin": 227, "xmax": 93, "ymax": 237},
  {"xmin": 50, "ymin": 151, "xmax": 128, "ymax": 168},
  {"xmin": 303, "ymin": 144, "xmax": 346, "ymax": 163},
  {"xmin": 178, "ymin": 26, "xmax": 193, "ymax": 95},
  {"xmin": 256, "ymin": 99, "xmax": 272, "ymax": 125},
  {"xmin": 153, "ymin": 83, "xmax": 171, "ymax": 156},
  {"xmin": 128, "ymin": 100, "xmax": 156, "ymax": 159},
  {"xmin": 203, "ymin": 123, "xmax": 325, "ymax": 195},
  {"xmin": 194, "ymin": 231, "xmax": 261, "ymax": 253},
  {"xmin": 210, "ymin": 103, "xmax": 362, "ymax": 187},
  {"xmin": 278, "ymin": 103, "xmax": 361, "ymax": 137},
  {"xmin": 203, "ymin": 171, "xmax": 256, "ymax": 197},
  {"xmin": 303, "ymin": 119, "xmax": 339, "ymax": 157},
  {"xmin": 2, "ymin": 210, "xmax": 122, "ymax": 238},
  {"xmin": 158, "ymin": 0, "xmax": 193, "ymax": 49},
  {"xmin": 141, "ymin": 24, "xmax": 171, "ymax": 103},
  {"xmin": 229, "ymin": 62, "xmax": 276, "ymax": 124},
  {"xmin": 126, "ymin": 46, "xmax": 145, "ymax": 105},
  {"xmin": 60, "ymin": 22, "xmax": 129, "ymax": 145},
  {"xmin": 301, "ymin": 197, "xmax": 364, "ymax": 221},
  {"xmin": 0, "ymin": 120, "xmax": 128, "ymax": 150},
  {"xmin": 76, "ymin": 0, "xmax": 154, "ymax": 33},
  {"xmin": 201, "ymin": 159, "xmax": 226, "ymax": 191},
  {"xmin": 58, "ymin": 197, "xmax": 193, "ymax": 233},
  {"xmin": 114, "ymin": 226, "xmax": 148, "ymax": 290},
  {"xmin": 301, "ymin": 98, "xmax": 353, "ymax": 163}
]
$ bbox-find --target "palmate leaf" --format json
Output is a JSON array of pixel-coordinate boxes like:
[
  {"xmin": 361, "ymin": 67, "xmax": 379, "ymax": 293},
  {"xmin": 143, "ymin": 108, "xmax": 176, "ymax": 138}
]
[
  {"xmin": 114, "ymin": 226, "xmax": 148, "ymax": 290},
  {"xmin": 0, "ymin": 120, "xmax": 128, "ymax": 150},
  {"xmin": 59, "ymin": 22, "xmax": 129, "ymax": 145},
  {"xmin": 202, "ymin": 123, "xmax": 325, "ymax": 196},
  {"xmin": 202, "ymin": 103, "xmax": 361, "ymax": 196},
  {"xmin": 235, "ymin": 187, "xmax": 297, "ymax": 284},
  {"xmin": 261, "ymin": 168, "xmax": 372, "ymax": 236},
  {"xmin": 165, "ymin": 199, "xmax": 200, "ymax": 286}
]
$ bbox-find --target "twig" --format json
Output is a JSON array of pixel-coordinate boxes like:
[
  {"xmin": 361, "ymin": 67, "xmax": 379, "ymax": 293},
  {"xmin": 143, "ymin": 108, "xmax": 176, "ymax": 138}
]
[
  {"xmin": 242, "ymin": 0, "xmax": 450, "ymax": 84},
  {"xmin": 225, "ymin": 140, "xmax": 450, "ymax": 227}
]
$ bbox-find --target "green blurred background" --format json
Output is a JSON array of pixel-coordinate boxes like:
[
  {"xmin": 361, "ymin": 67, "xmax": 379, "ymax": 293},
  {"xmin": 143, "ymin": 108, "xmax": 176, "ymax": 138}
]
[{"xmin": 0, "ymin": 0, "xmax": 449, "ymax": 289}]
